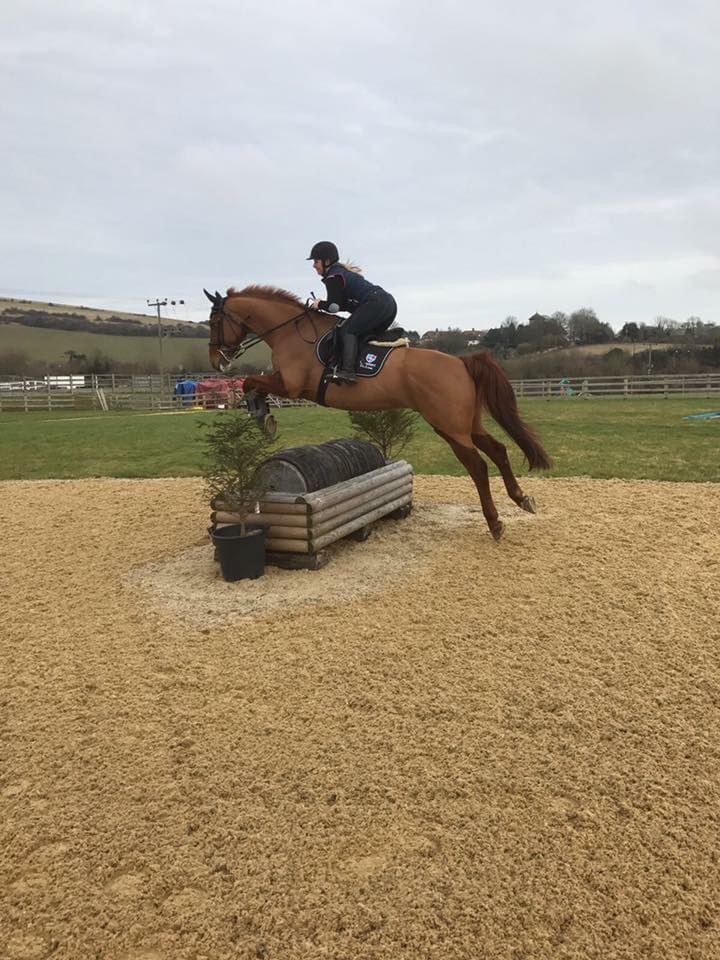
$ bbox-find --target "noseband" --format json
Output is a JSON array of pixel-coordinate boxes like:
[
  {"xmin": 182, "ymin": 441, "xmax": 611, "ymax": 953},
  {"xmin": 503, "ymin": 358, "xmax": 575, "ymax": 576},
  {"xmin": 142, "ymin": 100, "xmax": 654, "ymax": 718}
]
[{"xmin": 206, "ymin": 292, "xmax": 251, "ymax": 368}]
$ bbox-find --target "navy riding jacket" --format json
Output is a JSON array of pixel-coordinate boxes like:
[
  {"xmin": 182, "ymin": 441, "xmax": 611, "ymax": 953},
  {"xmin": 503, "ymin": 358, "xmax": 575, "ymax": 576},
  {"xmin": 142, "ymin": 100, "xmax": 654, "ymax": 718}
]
[{"xmin": 318, "ymin": 264, "xmax": 383, "ymax": 313}]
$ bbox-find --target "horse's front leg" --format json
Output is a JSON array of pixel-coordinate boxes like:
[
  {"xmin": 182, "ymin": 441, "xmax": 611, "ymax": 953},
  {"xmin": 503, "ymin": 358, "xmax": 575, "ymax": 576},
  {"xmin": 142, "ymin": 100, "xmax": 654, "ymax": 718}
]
[
  {"xmin": 241, "ymin": 372, "xmax": 287, "ymax": 435},
  {"xmin": 243, "ymin": 371, "xmax": 288, "ymax": 397}
]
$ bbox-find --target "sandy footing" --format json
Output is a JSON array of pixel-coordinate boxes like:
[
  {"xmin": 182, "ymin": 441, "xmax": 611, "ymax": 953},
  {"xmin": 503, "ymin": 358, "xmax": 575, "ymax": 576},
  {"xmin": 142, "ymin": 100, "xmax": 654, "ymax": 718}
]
[{"xmin": 1, "ymin": 475, "xmax": 719, "ymax": 959}]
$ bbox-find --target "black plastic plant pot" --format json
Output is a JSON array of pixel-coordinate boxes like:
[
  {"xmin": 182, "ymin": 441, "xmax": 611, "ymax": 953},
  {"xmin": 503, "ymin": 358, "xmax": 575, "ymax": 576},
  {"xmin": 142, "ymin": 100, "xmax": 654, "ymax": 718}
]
[{"xmin": 211, "ymin": 524, "xmax": 266, "ymax": 581}]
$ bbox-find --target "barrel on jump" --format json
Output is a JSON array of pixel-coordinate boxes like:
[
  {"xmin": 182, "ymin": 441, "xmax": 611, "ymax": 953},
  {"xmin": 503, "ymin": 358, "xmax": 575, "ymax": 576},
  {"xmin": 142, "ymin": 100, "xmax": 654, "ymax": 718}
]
[
  {"xmin": 210, "ymin": 439, "xmax": 413, "ymax": 569},
  {"xmin": 258, "ymin": 439, "xmax": 387, "ymax": 493}
]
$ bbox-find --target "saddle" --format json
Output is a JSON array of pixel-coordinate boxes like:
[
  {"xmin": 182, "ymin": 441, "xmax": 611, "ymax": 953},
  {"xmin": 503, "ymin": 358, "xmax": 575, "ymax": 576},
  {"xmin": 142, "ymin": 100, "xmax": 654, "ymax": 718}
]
[
  {"xmin": 316, "ymin": 327, "xmax": 408, "ymax": 377},
  {"xmin": 315, "ymin": 327, "xmax": 409, "ymax": 406}
]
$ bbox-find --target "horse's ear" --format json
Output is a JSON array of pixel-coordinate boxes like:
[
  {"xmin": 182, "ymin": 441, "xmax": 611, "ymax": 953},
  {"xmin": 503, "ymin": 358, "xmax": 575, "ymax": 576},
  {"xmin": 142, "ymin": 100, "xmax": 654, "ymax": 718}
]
[
  {"xmin": 215, "ymin": 290, "xmax": 222, "ymax": 301},
  {"xmin": 203, "ymin": 288, "xmax": 214, "ymax": 303}
]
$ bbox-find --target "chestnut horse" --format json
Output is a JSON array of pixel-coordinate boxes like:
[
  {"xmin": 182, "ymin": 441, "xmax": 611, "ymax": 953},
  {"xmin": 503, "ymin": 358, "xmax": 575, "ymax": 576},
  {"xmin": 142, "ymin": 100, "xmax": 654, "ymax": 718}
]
[{"xmin": 206, "ymin": 285, "xmax": 551, "ymax": 539}]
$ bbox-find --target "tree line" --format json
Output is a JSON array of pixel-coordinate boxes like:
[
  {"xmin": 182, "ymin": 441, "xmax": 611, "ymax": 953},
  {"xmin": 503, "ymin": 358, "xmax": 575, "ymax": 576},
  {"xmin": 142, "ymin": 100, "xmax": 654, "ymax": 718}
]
[{"xmin": 420, "ymin": 309, "xmax": 719, "ymax": 357}]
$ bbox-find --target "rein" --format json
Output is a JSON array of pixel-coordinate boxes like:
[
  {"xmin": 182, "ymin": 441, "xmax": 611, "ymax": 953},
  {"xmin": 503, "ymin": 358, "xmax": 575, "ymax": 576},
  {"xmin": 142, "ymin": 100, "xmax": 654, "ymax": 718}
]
[{"xmin": 211, "ymin": 297, "xmax": 320, "ymax": 367}]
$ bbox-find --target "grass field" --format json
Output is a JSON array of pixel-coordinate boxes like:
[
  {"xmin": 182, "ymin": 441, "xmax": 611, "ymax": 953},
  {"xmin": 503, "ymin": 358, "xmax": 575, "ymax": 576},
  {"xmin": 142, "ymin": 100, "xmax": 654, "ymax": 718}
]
[
  {"xmin": 0, "ymin": 321, "xmax": 271, "ymax": 371},
  {"xmin": 0, "ymin": 397, "xmax": 717, "ymax": 482}
]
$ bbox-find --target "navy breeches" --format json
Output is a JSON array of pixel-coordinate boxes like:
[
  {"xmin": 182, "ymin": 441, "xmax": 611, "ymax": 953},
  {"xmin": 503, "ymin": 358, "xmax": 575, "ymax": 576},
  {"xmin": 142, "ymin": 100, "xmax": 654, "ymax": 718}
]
[{"xmin": 342, "ymin": 289, "xmax": 397, "ymax": 338}]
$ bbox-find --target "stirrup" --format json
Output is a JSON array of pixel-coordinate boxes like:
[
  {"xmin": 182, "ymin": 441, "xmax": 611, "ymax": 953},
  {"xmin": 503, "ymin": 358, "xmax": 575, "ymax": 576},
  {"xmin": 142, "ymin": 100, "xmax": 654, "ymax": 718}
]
[{"xmin": 333, "ymin": 368, "xmax": 357, "ymax": 384}]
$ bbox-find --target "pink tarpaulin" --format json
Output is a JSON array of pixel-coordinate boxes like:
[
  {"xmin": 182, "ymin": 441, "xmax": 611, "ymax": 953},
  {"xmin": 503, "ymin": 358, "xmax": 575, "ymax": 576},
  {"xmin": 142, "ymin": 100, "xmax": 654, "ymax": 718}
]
[{"xmin": 195, "ymin": 378, "xmax": 246, "ymax": 408}]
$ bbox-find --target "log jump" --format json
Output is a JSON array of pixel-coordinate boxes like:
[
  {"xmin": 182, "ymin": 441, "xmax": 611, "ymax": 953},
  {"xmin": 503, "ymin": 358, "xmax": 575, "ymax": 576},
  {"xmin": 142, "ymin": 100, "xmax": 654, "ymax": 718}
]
[{"xmin": 210, "ymin": 440, "xmax": 413, "ymax": 569}]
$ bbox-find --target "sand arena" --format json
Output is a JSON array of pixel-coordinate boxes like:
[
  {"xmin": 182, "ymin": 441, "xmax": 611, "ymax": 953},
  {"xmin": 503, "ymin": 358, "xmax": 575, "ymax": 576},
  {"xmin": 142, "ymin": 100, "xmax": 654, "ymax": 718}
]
[{"xmin": 1, "ymin": 475, "xmax": 719, "ymax": 959}]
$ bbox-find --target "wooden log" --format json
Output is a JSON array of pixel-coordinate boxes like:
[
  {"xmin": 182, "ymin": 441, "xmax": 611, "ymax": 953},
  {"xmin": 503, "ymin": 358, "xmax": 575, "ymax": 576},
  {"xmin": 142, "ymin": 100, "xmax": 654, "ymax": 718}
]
[
  {"xmin": 211, "ymin": 510, "xmax": 309, "ymax": 528},
  {"xmin": 264, "ymin": 537, "xmax": 311, "ymax": 554},
  {"xmin": 211, "ymin": 515, "xmax": 310, "ymax": 541},
  {"xmin": 311, "ymin": 492, "xmax": 413, "ymax": 551},
  {"xmin": 255, "ymin": 501, "xmax": 308, "ymax": 516},
  {"xmin": 311, "ymin": 481, "xmax": 413, "ymax": 537},
  {"xmin": 263, "ymin": 525, "xmax": 309, "ymax": 540},
  {"xmin": 309, "ymin": 475, "xmax": 413, "ymax": 527},
  {"xmin": 213, "ymin": 491, "xmax": 305, "ymax": 509},
  {"xmin": 302, "ymin": 461, "xmax": 412, "ymax": 512},
  {"xmin": 254, "ymin": 511, "xmax": 308, "ymax": 527},
  {"xmin": 256, "ymin": 491, "xmax": 306, "ymax": 505},
  {"xmin": 212, "ymin": 498, "xmax": 307, "ymax": 514}
]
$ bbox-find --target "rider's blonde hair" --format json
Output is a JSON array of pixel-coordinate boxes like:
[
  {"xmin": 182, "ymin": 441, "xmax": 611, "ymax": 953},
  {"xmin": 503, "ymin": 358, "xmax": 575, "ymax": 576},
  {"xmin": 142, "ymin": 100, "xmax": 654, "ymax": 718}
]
[{"xmin": 338, "ymin": 260, "xmax": 363, "ymax": 275}]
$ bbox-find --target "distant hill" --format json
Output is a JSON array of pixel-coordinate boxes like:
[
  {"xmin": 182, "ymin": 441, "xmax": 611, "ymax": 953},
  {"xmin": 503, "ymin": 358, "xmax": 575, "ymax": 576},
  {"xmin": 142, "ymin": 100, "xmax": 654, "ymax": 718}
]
[
  {"xmin": 0, "ymin": 297, "xmax": 209, "ymax": 338},
  {"xmin": 0, "ymin": 298, "xmax": 271, "ymax": 373},
  {"xmin": 515, "ymin": 340, "xmax": 678, "ymax": 360},
  {"xmin": 503, "ymin": 340, "xmax": 720, "ymax": 380}
]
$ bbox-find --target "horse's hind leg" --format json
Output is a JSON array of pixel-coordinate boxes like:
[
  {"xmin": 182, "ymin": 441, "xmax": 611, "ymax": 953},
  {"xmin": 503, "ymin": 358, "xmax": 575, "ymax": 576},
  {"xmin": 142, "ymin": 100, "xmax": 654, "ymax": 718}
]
[
  {"xmin": 471, "ymin": 427, "xmax": 536, "ymax": 514},
  {"xmin": 433, "ymin": 428, "xmax": 504, "ymax": 540}
]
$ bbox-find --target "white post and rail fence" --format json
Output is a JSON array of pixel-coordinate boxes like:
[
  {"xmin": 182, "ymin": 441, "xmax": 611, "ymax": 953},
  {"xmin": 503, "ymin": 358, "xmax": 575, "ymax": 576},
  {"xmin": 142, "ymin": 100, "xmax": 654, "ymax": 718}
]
[{"xmin": 0, "ymin": 372, "xmax": 719, "ymax": 413}]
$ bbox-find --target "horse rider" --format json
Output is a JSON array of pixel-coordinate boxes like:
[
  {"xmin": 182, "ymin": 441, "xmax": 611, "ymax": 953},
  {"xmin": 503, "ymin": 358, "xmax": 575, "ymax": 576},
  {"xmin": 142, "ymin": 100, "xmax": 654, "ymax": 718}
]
[{"xmin": 307, "ymin": 241, "xmax": 397, "ymax": 384}]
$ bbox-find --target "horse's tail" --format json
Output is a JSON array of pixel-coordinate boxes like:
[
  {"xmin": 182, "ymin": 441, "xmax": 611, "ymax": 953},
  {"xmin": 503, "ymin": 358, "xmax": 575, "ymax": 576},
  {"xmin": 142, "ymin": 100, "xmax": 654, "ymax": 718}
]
[{"xmin": 461, "ymin": 352, "xmax": 552, "ymax": 471}]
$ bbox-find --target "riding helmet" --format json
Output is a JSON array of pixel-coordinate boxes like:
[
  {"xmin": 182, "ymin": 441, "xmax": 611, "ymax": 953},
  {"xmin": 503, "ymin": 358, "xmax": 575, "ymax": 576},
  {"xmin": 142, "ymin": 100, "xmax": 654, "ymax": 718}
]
[{"xmin": 307, "ymin": 241, "xmax": 339, "ymax": 263}]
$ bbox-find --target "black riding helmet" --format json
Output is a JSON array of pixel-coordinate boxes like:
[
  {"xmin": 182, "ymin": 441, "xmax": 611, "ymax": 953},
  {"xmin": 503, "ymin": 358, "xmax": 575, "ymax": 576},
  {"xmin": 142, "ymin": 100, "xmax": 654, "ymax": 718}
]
[{"xmin": 307, "ymin": 241, "xmax": 339, "ymax": 264}]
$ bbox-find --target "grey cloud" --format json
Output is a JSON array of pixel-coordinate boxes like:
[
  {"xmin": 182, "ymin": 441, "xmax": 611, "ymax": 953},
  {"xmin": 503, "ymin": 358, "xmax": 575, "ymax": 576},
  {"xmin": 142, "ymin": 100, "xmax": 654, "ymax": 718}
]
[{"xmin": 2, "ymin": 0, "xmax": 718, "ymax": 329}]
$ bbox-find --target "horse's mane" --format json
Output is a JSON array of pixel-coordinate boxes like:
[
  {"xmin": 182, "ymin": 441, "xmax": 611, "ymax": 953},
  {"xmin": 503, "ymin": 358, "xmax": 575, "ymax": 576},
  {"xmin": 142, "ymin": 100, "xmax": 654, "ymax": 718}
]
[{"xmin": 226, "ymin": 284, "xmax": 303, "ymax": 308}]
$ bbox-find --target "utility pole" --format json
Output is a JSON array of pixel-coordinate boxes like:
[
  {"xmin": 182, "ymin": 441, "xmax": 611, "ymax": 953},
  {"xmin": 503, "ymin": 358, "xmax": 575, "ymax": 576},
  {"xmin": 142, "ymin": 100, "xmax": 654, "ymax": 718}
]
[{"xmin": 147, "ymin": 297, "xmax": 185, "ymax": 398}]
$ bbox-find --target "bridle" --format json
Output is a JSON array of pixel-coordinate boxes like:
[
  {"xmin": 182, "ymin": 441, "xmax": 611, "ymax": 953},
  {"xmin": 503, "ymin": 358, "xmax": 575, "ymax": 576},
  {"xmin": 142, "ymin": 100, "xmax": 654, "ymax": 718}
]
[{"xmin": 203, "ymin": 288, "xmax": 320, "ymax": 368}]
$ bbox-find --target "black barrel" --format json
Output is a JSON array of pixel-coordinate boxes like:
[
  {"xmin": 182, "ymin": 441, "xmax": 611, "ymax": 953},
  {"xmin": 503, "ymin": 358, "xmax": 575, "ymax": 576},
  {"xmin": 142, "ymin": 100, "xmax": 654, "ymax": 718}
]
[{"xmin": 257, "ymin": 439, "xmax": 386, "ymax": 493}]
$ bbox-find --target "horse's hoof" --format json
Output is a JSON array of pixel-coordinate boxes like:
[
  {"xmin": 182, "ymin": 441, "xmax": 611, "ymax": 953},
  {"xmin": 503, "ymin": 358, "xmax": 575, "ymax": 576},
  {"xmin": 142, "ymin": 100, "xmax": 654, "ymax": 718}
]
[
  {"xmin": 263, "ymin": 414, "xmax": 278, "ymax": 439},
  {"xmin": 491, "ymin": 521, "xmax": 505, "ymax": 541},
  {"xmin": 520, "ymin": 495, "xmax": 536, "ymax": 514}
]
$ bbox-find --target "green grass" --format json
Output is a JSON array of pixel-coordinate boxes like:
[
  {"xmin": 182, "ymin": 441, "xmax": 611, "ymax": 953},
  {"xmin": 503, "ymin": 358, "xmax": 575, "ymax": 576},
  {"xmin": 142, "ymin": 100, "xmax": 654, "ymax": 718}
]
[
  {"xmin": 511, "ymin": 396, "xmax": 720, "ymax": 483},
  {"xmin": 0, "ymin": 322, "xmax": 271, "ymax": 370},
  {"xmin": 0, "ymin": 397, "xmax": 718, "ymax": 483}
]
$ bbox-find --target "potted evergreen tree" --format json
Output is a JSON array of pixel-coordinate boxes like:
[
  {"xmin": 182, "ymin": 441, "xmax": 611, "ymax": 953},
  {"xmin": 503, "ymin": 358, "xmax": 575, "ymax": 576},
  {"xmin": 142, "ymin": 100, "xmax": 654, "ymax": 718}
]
[{"xmin": 201, "ymin": 410, "xmax": 277, "ymax": 581}]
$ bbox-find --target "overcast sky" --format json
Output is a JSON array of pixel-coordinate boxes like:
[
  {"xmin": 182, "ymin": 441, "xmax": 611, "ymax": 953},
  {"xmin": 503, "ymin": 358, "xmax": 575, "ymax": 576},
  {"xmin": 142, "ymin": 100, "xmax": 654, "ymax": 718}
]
[{"xmin": 3, "ymin": 0, "xmax": 719, "ymax": 333}]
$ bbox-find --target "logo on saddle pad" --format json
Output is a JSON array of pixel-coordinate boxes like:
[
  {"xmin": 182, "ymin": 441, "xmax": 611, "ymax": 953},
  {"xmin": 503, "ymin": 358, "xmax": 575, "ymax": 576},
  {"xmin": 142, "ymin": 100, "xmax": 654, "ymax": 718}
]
[{"xmin": 361, "ymin": 352, "xmax": 378, "ymax": 370}]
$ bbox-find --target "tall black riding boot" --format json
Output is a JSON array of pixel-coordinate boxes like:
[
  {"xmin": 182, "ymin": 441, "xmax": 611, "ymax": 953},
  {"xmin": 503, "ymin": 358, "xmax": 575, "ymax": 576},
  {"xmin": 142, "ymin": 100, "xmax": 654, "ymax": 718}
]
[{"xmin": 334, "ymin": 333, "xmax": 359, "ymax": 384}]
